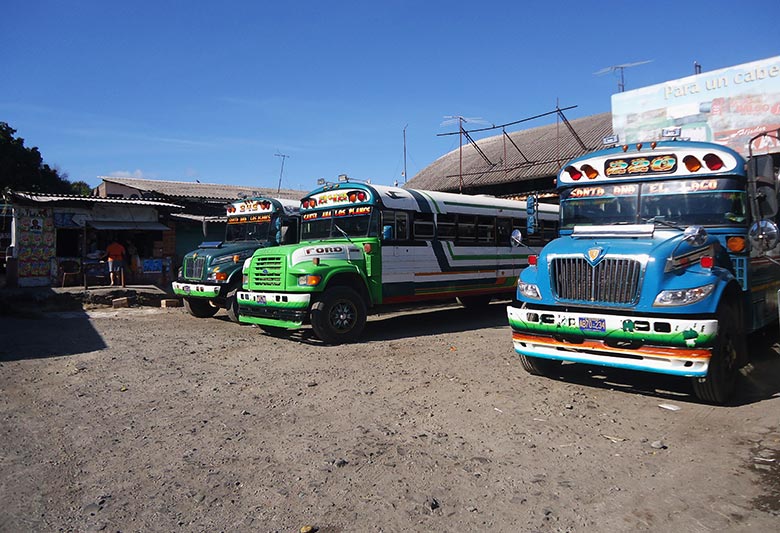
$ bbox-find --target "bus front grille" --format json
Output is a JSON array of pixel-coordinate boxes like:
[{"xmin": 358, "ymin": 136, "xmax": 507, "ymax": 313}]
[
  {"xmin": 251, "ymin": 255, "xmax": 284, "ymax": 287},
  {"xmin": 551, "ymin": 257, "xmax": 641, "ymax": 304},
  {"xmin": 183, "ymin": 257, "xmax": 206, "ymax": 280}
]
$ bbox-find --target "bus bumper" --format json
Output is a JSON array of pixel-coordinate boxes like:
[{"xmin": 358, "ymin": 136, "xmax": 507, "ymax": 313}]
[
  {"xmin": 507, "ymin": 305, "xmax": 718, "ymax": 377},
  {"xmin": 237, "ymin": 291, "xmax": 311, "ymax": 329},
  {"xmin": 172, "ymin": 281, "xmax": 222, "ymax": 299}
]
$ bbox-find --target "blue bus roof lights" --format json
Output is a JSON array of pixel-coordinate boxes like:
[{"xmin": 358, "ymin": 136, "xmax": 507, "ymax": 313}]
[{"xmin": 558, "ymin": 141, "xmax": 746, "ymax": 186}]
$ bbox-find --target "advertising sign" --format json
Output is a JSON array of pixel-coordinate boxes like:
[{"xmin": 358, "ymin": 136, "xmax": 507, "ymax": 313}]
[{"xmin": 612, "ymin": 56, "xmax": 780, "ymax": 155}]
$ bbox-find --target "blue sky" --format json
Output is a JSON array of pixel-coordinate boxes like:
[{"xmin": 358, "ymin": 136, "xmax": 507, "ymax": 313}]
[{"xmin": 2, "ymin": 1, "xmax": 778, "ymax": 192}]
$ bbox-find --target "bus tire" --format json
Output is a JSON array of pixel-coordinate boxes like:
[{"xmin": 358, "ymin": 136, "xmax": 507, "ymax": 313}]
[
  {"xmin": 519, "ymin": 353, "xmax": 562, "ymax": 376},
  {"xmin": 311, "ymin": 287, "xmax": 367, "ymax": 344},
  {"xmin": 457, "ymin": 295, "xmax": 492, "ymax": 308},
  {"xmin": 692, "ymin": 304, "xmax": 742, "ymax": 404},
  {"xmin": 225, "ymin": 289, "xmax": 240, "ymax": 323},
  {"xmin": 184, "ymin": 297, "xmax": 219, "ymax": 318}
]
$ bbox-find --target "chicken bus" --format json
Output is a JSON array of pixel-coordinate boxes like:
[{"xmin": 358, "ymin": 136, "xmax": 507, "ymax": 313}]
[
  {"xmin": 173, "ymin": 197, "xmax": 300, "ymax": 322},
  {"xmin": 508, "ymin": 136, "xmax": 780, "ymax": 403},
  {"xmin": 237, "ymin": 180, "xmax": 558, "ymax": 343}
]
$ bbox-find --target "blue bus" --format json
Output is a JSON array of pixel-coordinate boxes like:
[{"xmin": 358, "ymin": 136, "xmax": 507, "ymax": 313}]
[{"xmin": 508, "ymin": 137, "xmax": 780, "ymax": 403}]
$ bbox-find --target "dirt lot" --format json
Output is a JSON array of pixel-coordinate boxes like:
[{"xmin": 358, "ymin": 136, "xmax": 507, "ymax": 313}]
[{"xmin": 2, "ymin": 301, "xmax": 780, "ymax": 532}]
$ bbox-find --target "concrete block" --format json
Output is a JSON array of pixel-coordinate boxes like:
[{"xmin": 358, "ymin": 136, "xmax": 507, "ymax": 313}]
[
  {"xmin": 161, "ymin": 299, "xmax": 182, "ymax": 308},
  {"xmin": 112, "ymin": 297, "xmax": 130, "ymax": 308}
]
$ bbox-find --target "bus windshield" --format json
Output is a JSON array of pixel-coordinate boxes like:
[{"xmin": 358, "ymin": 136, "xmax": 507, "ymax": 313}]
[
  {"xmin": 225, "ymin": 215, "xmax": 274, "ymax": 242},
  {"xmin": 560, "ymin": 178, "xmax": 747, "ymax": 228},
  {"xmin": 301, "ymin": 210, "xmax": 378, "ymax": 240}
]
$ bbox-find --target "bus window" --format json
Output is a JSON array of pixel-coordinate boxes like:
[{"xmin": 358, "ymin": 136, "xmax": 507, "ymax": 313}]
[
  {"xmin": 381, "ymin": 211, "xmax": 409, "ymax": 241},
  {"xmin": 437, "ymin": 214, "xmax": 456, "ymax": 241},
  {"xmin": 477, "ymin": 216, "xmax": 495, "ymax": 244},
  {"xmin": 413, "ymin": 212, "xmax": 435, "ymax": 240},
  {"xmin": 497, "ymin": 217, "xmax": 513, "ymax": 245},
  {"xmin": 456, "ymin": 215, "xmax": 477, "ymax": 243}
]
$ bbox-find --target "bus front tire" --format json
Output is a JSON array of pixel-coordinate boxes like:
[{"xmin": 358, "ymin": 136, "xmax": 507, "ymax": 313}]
[
  {"xmin": 692, "ymin": 304, "xmax": 742, "ymax": 404},
  {"xmin": 184, "ymin": 297, "xmax": 219, "ymax": 318},
  {"xmin": 519, "ymin": 353, "xmax": 562, "ymax": 376},
  {"xmin": 311, "ymin": 287, "xmax": 367, "ymax": 344},
  {"xmin": 225, "ymin": 289, "xmax": 240, "ymax": 323}
]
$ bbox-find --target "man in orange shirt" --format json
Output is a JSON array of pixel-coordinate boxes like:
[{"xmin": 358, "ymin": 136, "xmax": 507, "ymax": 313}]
[{"xmin": 105, "ymin": 239, "xmax": 126, "ymax": 286}]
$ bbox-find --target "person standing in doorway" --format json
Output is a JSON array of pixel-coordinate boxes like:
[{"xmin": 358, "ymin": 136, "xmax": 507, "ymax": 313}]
[{"xmin": 105, "ymin": 238, "xmax": 126, "ymax": 286}]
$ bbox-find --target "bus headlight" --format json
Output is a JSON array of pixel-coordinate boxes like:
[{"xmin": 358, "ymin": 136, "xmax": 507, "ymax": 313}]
[
  {"xmin": 517, "ymin": 282, "xmax": 541, "ymax": 300},
  {"xmin": 653, "ymin": 283, "xmax": 714, "ymax": 306},
  {"xmin": 297, "ymin": 274, "xmax": 322, "ymax": 287}
]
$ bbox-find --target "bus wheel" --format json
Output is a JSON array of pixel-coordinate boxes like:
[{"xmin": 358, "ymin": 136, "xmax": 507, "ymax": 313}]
[
  {"xmin": 225, "ymin": 288, "xmax": 240, "ymax": 323},
  {"xmin": 311, "ymin": 287, "xmax": 367, "ymax": 344},
  {"xmin": 457, "ymin": 295, "xmax": 492, "ymax": 308},
  {"xmin": 184, "ymin": 297, "xmax": 219, "ymax": 318},
  {"xmin": 519, "ymin": 353, "xmax": 562, "ymax": 376},
  {"xmin": 692, "ymin": 304, "xmax": 742, "ymax": 404}
]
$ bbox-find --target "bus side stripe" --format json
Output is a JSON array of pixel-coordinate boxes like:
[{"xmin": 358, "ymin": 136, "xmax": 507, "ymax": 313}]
[{"xmin": 406, "ymin": 189, "xmax": 435, "ymax": 213}]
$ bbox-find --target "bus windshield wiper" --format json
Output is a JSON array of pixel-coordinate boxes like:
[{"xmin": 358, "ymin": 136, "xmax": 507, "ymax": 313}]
[{"xmin": 642, "ymin": 216, "xmax": 684, "ymax": 230}]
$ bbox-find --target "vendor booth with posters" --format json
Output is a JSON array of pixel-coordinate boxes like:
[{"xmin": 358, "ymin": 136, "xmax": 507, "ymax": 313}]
[{"xmin": 5, "ymin": 192, "xmax": 182, "ymax": 288}]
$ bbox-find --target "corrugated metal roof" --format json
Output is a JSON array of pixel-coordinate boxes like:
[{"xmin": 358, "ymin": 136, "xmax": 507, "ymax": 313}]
[
  {"xmin": 10, "ymin": 192, "xmax": 184, "ymax": 209},
  {"xmin": 406, "ymin": 112, "xmax": 613, "ymax": 192},
  {"xmin": 170, "ymin": 213, "xmax": 228, "ymax": 223},
  {"xmin": 99, "ymin": 177, "xmax": 306, "ymax": 201}
]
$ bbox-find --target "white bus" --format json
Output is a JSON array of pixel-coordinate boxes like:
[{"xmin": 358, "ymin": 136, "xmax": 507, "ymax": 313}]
[{"xmin": 238, "ymin": 181, "xmax": 559, "ymax": 343}]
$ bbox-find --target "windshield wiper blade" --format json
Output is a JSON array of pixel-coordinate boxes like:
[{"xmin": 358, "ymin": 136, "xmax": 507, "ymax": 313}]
[{"xmin": 642, "ymin": 216, "xmax": 685, "ymax": 230}]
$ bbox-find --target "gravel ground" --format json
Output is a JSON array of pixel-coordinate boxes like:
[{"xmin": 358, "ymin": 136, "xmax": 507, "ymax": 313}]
[{"xmin": 1, "ymin": 302, "xmax": 780, "ymax": 532}]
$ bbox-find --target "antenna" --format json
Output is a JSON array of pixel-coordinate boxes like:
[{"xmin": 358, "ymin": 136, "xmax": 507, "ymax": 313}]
[
  {"xmin": 694, "ymin": 61, "xmax": 702, "ymax": 75},
  {"xmin": 274, "ymin": 152, "xmax": 289, "ymax": 194},
  {"xmin": 594, "ymin": 60, "xmax": 653, "ymax": 92},
  {"xmin": 441, "ymin": 116, "xmax": 489, "ymax": 193}
]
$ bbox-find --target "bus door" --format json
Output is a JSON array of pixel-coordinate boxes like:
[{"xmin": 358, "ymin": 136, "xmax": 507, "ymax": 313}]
[{"xmin": 379, "ymin": 209, "xmax": 415, "ymax": 300}]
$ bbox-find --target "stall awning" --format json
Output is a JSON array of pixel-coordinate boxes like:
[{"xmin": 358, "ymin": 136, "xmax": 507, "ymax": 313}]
[{"xmin": 87, "ymin": 221, "xmax": 171, "ymax": 231}]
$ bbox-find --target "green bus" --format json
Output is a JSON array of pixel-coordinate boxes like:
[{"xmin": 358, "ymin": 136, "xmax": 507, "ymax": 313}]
[{"xmin": 238, "ymin": 180, "xmax": 558, "ymax": 343}]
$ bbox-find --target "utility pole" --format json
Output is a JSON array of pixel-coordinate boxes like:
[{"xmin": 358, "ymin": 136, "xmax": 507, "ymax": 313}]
[
  {"xmin": 403, "ymin": 124, "xmax": 408, "ymax": 184},
  {"xmin": 275, "ymin": 152, "xmax": 289, "ymax": 194}
]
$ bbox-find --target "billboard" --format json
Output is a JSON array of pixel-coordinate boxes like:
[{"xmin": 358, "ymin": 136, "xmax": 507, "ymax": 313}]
[{"xmin": 612, "ymin": 56, "xmax": 780, "ymax": 156}]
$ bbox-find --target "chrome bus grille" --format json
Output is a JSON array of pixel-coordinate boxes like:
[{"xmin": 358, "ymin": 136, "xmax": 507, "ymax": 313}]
[
  {"xmin": 251, "ymin": 255, "xmax": 284, "ymax": 287},
  {"xmin": 551, "ymin": 257, "xmax": 642, "ymax": 304},
  {"xmin": 183, "ymin": 257, "xmax": 206, "ymax": 280}
]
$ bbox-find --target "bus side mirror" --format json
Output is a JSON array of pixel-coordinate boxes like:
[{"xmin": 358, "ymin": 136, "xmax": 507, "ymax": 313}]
[
  {"xmin": 510, "ymin": 229, "xmax": 523, "ymax": 247},
  {"xmin": 749, "ymin": 220, "xmax": 780, "ymax": 251}
]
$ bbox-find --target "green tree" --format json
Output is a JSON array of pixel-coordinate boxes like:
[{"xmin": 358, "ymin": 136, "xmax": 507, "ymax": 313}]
[
  {"xmin": 69, "ymin": 180, "xmax": 93, "ymax": 196},
  {"xmin": 0, "ymin": 121, "xmax": 74, "ymax": 194}
]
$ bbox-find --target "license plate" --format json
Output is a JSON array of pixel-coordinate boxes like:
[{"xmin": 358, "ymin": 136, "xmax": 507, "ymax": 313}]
[
  {"xmin": 579, "ymin": 317, "xmax": 606, "ymax": 332},
  {"xmin": 257, "ymin": 295, "xmax": 266, "ymax": 304},
  {"xmin": 182, "ymin": 285, "xmax": 191, "ymax": 293}
]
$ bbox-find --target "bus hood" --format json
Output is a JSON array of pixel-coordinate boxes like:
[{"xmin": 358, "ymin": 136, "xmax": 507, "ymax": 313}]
[
  {"xmin": 544, "ymin": 225, "xmax": 713, "ymax": 264},
  {"xmin": 519, "ymin": 225, "xmax": 733, "ymax": 313},
  {"xmin": 187, "ymin": 240, "xmax": 267, "ymax": 261}
]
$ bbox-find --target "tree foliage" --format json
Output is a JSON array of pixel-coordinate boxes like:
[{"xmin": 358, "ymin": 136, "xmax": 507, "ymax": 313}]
[{"xmin": 0, "ymin": 121, "xmax": 87, "ymax": 195}]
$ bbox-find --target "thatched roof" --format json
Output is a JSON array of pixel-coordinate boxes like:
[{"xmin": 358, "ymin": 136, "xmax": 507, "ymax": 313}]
[{"xmin": 407, "ymin": 112, "xmax": 613, "ymax": 194}]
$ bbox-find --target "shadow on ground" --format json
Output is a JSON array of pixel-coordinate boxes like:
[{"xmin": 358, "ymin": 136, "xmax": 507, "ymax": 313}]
[
  {"xmin": 0, "ymin": 312, "xmax": 107, "ymax": 361},
  {"xmin": 268, "ymin": 301, "xmax": 512, "ymax": 345}
]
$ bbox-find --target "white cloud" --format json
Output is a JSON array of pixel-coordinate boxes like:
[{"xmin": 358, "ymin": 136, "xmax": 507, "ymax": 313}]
[{"xmin": 107, "ymin": 169, "xmax": 150, "ymax": 179}]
